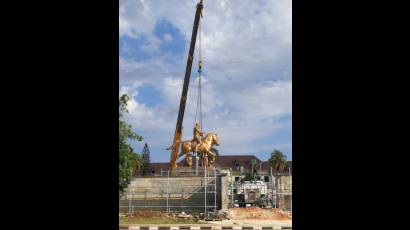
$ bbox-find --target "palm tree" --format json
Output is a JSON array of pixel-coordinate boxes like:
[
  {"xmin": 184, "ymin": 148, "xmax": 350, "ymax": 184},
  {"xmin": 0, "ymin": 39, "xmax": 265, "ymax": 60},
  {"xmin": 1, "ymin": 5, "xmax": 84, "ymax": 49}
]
[{"xmin": 268, "ymin": 150, "xmax": 287, "ymax": 173}]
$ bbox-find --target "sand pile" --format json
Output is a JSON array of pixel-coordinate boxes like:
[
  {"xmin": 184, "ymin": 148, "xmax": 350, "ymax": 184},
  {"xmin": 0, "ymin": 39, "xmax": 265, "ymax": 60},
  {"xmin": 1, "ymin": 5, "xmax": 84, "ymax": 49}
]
[{"xmin": 228, "ymin": 207, "xmax": 291, "ymax": 220}]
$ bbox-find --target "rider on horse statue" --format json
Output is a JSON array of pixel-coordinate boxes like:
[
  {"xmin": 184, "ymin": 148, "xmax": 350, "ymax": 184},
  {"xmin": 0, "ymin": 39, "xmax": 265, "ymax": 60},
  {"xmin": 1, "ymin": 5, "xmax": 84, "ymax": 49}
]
[{"xmin": 193, "ymin": 122, "xmax": 204, "ymax": 152}]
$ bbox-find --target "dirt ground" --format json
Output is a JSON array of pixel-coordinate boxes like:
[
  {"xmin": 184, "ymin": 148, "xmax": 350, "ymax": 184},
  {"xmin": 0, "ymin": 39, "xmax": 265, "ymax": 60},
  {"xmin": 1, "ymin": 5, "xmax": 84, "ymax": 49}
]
[
  {"xmin": 119, "ymin": 211, "xmax": 200, "ymax": 224},
  {"xmin": 204, "ymin": 207, "xmax": 292, "ymax": 228},
  {"xmin": 228, "ymin": 207, "xmax": 291, "ymax": 220},
  {"xmin": 210, "ymin": 219, "xmax": 292, "ymax": 228},
  {"xmin": 120, "ymin": 208, "xmax": 292, "ymax": 227}
]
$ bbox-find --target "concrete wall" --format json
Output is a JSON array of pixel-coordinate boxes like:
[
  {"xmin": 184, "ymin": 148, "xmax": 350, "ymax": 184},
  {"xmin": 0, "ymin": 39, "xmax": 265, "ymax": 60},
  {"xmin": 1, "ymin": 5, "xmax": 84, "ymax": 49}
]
[
  {"xmin": 276, "ymin": 175, "xmax": 292, "ymax": 193},
  {"xmin": 275, "ymin": 175, "xmax": 292, "ymax": 211},
  {"xmin": 120, "ymin": 176, "xmax": 220, "ymax": 213},
  {"xmin": 219, "ymin": 168, "xmax": 232, "ymax": 210},
  {"xmin": 119, "ymin": 170, "xmax": 291, "ymax": 213}
]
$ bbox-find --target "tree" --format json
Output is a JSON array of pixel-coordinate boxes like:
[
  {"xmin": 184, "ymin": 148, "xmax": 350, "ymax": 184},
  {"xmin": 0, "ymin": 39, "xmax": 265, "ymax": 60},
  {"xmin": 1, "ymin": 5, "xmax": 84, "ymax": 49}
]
[
  {"xmin": 268, "ymin": 149, "xmax": 287, "ymax": 173},
  {"xmin": 141, "ymin": 143, "xmax": 151, "ymax": 176},
  {"xmin": 119, "ymin": 94, "xmax": 143, "ymax": 194}
]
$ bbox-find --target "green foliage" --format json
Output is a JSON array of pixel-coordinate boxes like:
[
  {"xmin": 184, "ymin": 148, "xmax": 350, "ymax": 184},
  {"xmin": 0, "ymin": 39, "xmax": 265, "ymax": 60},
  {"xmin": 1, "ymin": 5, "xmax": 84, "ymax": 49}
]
[
  {"xmin": 119, "ymin": 94, "xmax": 143, "ymax": 193},
  {"xmin": 119, "ymin": 94, "xmax": 130, "ymax": 116},
  {"xmin": 268, "ymin": 149, "xmax": 287, "ymax": 173}
]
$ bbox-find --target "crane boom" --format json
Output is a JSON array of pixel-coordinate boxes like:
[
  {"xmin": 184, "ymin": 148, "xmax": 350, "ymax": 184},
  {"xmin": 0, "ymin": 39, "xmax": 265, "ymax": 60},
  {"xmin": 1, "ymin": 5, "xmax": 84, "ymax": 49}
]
[{"xmin": 170, "ymin": 0, "xmax": 204, "ymax": 171}]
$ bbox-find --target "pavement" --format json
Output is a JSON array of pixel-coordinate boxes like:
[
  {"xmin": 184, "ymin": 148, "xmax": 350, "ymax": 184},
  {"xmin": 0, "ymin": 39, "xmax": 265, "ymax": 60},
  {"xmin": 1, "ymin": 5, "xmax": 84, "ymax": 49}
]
[{"xmin": 119, "ymin": 221, "xmax": 292, "ymax": 230}]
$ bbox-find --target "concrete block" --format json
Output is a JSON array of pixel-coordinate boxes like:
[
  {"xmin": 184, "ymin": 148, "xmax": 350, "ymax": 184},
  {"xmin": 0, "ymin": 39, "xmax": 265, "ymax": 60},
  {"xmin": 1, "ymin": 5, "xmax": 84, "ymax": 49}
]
[
  {"xmin": 221, "ymin": 227, "xmax": 233, "ymax": 230},
  {"xmin": 179, "ymin": 227, "xmax": 191, "ymax": 230},
  {"xmin": 158, "ymin": 227, "xmax": 171, "ymax": 230}
]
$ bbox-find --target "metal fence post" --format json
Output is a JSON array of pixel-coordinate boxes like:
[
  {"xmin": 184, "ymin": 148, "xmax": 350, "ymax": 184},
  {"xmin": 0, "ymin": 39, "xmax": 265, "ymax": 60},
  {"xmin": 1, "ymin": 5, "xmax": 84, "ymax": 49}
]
[
  {"xmin": 167, "ymin": 170, "xmax": 170, "ymax": 212},
  {"xmin": 128, "ymin": 189, "xmax": 132, "ymax": 214},
  {"xmin": 204, "ymin": 164, "xmax": 207, "ymax": 214},
  {"xmin": 144, "ymin": 190, "xmax": 147, "ymax": 211},
  {"xmin": 195, "ymin": 152, "xmax": 199, "ymax": 175},
  {"xmin": 231, "ymin": 181, "xmax": 233, "ymax": 206},
  {"xmin": 132, "ymin": 188, "xmax": 135, "ymax": 213},
  {"xmin": 289, "ymin": 167, "xmax": 292, "ymax": 214},
  {"xmin": 214, "ymin": 167, "xmax": 217, "ymax": 213}
]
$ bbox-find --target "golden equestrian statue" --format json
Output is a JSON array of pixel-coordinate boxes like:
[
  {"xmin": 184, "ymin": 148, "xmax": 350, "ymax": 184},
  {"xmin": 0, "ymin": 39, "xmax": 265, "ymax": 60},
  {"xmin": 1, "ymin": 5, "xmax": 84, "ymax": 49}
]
[{"xmin": 174, "ymin": 122, "xmax": 220, "ymax": 167}]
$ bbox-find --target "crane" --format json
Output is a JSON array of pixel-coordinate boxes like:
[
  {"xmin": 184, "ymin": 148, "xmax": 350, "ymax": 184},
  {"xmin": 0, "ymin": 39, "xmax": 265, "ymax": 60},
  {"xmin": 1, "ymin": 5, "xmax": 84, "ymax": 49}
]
[{"xmin": 169, "ymin": 0, "xmax": 204, "ymax": 171}]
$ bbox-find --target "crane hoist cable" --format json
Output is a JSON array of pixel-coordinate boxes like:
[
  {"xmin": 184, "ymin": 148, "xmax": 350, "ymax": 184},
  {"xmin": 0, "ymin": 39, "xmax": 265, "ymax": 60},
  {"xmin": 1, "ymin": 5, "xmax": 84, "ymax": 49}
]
[{"xmin": 194, "ymin": 19, "xmax": 203, "ymax": 132}]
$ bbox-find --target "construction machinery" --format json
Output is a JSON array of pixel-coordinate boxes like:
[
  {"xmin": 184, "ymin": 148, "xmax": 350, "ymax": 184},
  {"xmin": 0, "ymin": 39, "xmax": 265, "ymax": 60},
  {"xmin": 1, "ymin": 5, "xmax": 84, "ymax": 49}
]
[
  {"xmin": 169, "ymin": 0, "xmax": 204, "ymax": 171},
  {"xmin": 236, "ymin": 181, "xmax": 269, "ymax": 207}
]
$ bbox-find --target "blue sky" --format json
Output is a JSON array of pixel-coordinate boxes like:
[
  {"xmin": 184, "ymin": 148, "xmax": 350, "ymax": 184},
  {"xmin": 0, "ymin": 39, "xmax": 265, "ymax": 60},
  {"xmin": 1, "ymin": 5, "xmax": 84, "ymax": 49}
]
[{"xmin": 119, "ymin": 0, "xmax": 292, "ymax": 162}]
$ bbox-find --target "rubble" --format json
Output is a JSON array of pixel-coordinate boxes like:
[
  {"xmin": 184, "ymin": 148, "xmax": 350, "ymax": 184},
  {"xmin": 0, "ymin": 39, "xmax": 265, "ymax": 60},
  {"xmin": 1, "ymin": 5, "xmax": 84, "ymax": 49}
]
[
  {"xmin": 216, "ymin": 209, "xmax": 231, "ymax": 220},
  {"xmin": 177, "ymin": 212, "xmax": 192, "ymax": 218}
]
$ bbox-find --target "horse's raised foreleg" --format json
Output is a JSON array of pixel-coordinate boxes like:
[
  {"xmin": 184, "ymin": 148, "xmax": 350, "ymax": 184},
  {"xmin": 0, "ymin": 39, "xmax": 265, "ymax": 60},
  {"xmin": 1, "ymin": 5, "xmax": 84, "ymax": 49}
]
[{"xmin": 205, "ymin": 149, "xmax": 215, "ymax": 167}]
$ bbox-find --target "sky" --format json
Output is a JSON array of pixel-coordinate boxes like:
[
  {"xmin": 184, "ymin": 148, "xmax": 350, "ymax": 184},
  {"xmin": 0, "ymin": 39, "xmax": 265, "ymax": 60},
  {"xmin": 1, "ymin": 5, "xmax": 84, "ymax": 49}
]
[{"xmin": 119, "ymin": 0, "xmax": 292, "ymax": 162}]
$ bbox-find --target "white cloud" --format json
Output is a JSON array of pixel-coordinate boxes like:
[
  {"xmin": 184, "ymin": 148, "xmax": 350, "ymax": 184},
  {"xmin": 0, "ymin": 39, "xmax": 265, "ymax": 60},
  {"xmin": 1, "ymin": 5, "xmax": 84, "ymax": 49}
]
[
  {"xmin": 140, "ymin": 35, "xmax": 162, "ymax": 54},
  {"xmin": 163, "ymin": 33, "xmax": 173, "ymax": 42},
  {"xmin": 119, "ymin": 0, "xmax": 292, "ymax": 161}
]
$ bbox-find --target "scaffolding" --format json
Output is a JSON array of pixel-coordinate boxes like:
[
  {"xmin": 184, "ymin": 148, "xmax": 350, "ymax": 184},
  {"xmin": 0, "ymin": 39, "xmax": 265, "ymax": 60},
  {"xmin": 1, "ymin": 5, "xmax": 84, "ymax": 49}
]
[{"xmin": 119, "ymin": 168, "xmax": 219, "ymax": 214}]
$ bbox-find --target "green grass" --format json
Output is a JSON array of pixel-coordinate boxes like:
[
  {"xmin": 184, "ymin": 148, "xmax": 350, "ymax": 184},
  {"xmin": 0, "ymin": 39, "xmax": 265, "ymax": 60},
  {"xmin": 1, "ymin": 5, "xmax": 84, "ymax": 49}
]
[{"xmin": 119, "ymin": 216, "xmax": 201, "ymax": 225}]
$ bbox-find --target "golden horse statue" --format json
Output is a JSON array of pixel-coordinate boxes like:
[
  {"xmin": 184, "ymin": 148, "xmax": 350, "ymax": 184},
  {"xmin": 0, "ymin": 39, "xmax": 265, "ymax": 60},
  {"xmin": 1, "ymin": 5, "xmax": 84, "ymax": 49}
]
[{"xmin": 178, "ymin": 133, "xmax": 220, "ymax": 167}]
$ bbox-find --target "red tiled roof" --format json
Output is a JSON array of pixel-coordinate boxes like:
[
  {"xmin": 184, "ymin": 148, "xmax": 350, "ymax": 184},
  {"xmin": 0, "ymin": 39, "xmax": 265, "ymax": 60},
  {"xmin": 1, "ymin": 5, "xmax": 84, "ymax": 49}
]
[
  {"xmin": 149, "ymin": 162, "xmax": 170, "ymax": 171},
  {"xmin": 215, "ymin": 155, "xmax": 262, "ymax": 168},
  {"xmin": 148, "ymin": 155, "xmax": 292, "ymax": 173}
]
